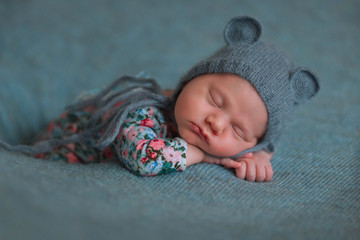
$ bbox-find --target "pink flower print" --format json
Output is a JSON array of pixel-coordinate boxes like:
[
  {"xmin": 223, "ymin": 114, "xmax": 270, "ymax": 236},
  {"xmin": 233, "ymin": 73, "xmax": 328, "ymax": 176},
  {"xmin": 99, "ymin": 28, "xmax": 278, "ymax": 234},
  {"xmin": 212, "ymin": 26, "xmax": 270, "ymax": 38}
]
[
  {"xmin": 47, "ymin": 121, "xmax": 55, "ymax": 133},
  {"xmin": 113, "ymin": 100, "xmax": 125, "ymax": 108},
  {"xmin": 125, "ymin": 128, "xmax": 138, "ymax": 142},
  {"xmin": 84, "ymin": 105, "xmax": 95, "ymax": 113},
  {"xmin": 66, "ymin": 143, "xmax": 76, "ymax": 151},
  {"xmin": 136, "ymin": 139, "xmax": 148, "ymax": 151},
  {"xmin": 60, "ymin": 112, "xmax": 68, "ymax": 118},
  {"xmin": 141, "ymin": 157, "xmax": 148, "ymax": 164},
  {"xmin": 102, "ymin": 112, "xmax": 110, "ymax": 121},
  {"xmin": 66, "ymin": 123, "xmax": 77, "ymax": 133},
  {"xmin": 66, "ymin": 152, "xmax": 81, "ymax": 163},
  {"xmin": 123, "ymin": 149, "xmax": 128, "ymax": 158},
  {"xmin": 148, "ymin": 139, "xmax": 165, "ymax": 151},
  {"xmin": 35, "ymin": 153, "xmax": 45, "ymax": 159},
  {"xmin": 122, "ymin": 127, "xmax": 130, "ymax": 136},
  {"xmin": 103, "ymin": 146, "xmax": 114, "ymax": 159},
  {"xmin": 163, "ymin": 147, "xmax": 182, "ymax": 163},
  {"xmin": 146, "ymin": 149, "xmax": 157, "ymax": 160},
  {"xmin": 147, "ymin": 108, "xmax": 154, "ymax": 116},
  {"xmin": 146, "ymin": 173, "xmax": 157, "ymax": 176},
  {"xmin": 140, "ymin": 118, "xmax": 155, "ymax": 128}
]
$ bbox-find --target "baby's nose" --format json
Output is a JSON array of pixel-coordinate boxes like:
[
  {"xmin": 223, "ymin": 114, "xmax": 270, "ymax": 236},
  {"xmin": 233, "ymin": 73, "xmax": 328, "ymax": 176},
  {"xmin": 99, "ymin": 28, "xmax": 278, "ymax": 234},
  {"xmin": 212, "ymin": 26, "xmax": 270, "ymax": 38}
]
[{"xmin": 206, "ymin": 114, "xmax": 228, "ymax": 135}]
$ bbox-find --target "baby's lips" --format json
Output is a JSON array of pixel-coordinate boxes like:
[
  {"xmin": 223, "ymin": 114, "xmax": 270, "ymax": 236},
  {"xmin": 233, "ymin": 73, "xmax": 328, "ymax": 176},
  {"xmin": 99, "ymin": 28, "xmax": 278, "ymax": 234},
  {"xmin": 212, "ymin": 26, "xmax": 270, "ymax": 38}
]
[{"xmin": 191, "ymin": 122, "xmax": 209, "ymax": 143}]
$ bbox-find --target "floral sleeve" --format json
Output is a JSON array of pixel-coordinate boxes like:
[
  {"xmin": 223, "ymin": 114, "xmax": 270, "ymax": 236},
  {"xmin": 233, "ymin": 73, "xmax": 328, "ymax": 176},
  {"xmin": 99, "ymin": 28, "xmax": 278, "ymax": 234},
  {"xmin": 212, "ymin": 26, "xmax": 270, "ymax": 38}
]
[{"xmin": 113, "ymin": 107, "xmax": 187, "ymax": 176}]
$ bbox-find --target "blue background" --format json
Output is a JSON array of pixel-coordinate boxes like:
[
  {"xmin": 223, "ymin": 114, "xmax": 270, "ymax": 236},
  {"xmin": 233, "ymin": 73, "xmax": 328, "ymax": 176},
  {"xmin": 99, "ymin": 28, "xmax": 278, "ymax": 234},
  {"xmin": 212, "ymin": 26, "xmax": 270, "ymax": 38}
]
[{"xmin": 0, "ymin": 0, "xmax": 359, "ymax": 239}]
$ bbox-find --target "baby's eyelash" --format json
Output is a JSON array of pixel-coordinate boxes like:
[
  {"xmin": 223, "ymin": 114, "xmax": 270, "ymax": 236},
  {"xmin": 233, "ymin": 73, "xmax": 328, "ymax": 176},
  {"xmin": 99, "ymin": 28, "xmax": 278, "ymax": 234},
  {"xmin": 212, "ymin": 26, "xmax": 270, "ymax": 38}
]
[
  {"xmin": 210, "ymin": 95, "xmax": 218, "ymax": 107},
  {"xmin": 209, "ymin": 91, "xmax": 222, "ymax": 108},
  {"xmin": 232, "ymin": 126, "xmax": 245, "ymax": 139}
]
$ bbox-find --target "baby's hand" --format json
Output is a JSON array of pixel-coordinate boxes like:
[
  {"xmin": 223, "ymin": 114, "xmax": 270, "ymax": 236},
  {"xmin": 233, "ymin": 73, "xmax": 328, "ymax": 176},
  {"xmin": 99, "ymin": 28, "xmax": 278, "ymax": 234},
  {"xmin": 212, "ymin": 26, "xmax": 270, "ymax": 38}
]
[{"xmin": 234, "ymin": 151, "xmax": 273, "ymax": 182}]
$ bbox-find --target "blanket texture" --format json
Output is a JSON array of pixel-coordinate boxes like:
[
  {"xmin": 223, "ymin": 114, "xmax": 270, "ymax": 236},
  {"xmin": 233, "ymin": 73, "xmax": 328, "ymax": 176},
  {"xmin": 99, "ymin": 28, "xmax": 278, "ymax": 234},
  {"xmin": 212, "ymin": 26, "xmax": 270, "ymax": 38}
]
[{"xmin": 0, "ymin": 0, "xmax": 359, "ymax": 239}]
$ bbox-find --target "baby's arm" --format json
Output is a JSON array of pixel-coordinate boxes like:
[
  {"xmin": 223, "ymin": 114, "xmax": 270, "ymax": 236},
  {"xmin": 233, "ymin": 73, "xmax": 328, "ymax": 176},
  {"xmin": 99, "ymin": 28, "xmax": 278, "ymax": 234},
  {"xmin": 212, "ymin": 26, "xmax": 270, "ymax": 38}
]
[
  {"xmin": 185, "ymin": 144, "xmax": 205, "ymax": 166},
  {"xmin": 115, "ymin": 107, "xmax": 188, "ymax": 176}
]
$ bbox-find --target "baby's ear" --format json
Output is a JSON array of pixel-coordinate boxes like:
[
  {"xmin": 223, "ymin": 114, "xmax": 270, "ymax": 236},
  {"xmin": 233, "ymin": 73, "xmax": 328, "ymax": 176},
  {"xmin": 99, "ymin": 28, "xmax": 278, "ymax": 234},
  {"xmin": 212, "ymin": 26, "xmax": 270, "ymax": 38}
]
[
  {"xmin": 290, "ymin": 68, "xmax": 320, "ymax": 104},
  {"xmin": 224, "ymin": 16, "xmax": 262, "ymax": 46}
]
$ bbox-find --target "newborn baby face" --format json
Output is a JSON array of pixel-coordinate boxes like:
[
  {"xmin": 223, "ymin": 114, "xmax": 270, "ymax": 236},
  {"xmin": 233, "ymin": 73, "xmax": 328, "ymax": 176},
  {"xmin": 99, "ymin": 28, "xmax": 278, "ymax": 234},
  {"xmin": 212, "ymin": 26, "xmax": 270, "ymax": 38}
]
[{"xmin": 174, "ymin": 74, "xmax": 268, "ymax": 157}]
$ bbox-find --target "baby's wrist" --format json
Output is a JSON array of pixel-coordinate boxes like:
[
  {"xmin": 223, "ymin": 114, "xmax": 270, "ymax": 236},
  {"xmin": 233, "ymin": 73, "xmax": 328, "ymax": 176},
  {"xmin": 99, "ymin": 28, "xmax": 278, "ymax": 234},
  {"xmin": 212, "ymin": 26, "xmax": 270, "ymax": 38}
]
[{"xmin": 186, "ymin": 144, "xmax": 205, "ymax": 166}]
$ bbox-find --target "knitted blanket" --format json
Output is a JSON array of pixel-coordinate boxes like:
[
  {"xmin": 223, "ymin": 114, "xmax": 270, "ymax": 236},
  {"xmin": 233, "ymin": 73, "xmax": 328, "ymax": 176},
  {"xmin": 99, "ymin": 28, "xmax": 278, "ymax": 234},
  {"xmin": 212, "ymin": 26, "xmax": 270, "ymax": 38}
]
[{"xmin": 0, "ymin": 0, "xmax": 359, "ymax": 239}]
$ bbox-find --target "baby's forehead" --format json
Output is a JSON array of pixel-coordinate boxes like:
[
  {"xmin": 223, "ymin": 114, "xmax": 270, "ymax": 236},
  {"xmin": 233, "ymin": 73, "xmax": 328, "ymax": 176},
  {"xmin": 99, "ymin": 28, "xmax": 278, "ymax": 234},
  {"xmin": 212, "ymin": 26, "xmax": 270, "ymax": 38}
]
[{"xmin": 210, "ymin": 74, "xmax": 260, "ymax": 98}]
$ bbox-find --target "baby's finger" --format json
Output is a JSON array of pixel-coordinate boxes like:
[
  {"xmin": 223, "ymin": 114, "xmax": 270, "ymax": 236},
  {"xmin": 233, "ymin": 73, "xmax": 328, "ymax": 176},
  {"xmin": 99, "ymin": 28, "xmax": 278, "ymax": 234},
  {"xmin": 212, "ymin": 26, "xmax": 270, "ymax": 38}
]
[
  {"xmin": 235, "ymin": 162, "xmax": 246, "ymax": 179},
  {"xmin": 245, "ymin": 160, "xmax": 256, "ymax": 182},
  {"xmin": 203, "ymin": 155, "xmax": 220, "ymax": 164},
  {"xmin": 264, "ymin": 163, "xmax": 274, "ymax": 182},
  {"xmin": 255, "ymin": 163, "xmax": 266, "ymax": 182},
  {"xmin": 221, "ymin": 158, "xmax": 242, "ymax": 168},
  {"xmin": 240, "ymin": 152, "xmax": 253, "ymax": 159}
]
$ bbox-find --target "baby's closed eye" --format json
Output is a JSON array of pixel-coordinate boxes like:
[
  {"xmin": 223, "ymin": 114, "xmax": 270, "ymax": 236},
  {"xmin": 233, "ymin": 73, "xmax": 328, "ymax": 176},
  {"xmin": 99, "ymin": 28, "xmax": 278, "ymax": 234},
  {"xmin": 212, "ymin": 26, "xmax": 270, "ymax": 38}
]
[
  {"xmin": 209, "ymin": 90, "xmax": 223, "ymax": 108},
  {"xmin": 232, "ymin": 125, "xmax": 245, "ymax": 139}
]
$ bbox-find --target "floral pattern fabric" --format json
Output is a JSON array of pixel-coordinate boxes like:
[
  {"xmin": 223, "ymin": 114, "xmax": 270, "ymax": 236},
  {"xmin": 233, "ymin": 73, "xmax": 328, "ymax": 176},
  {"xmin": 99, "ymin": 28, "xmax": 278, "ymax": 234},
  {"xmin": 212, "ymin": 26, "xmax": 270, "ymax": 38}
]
[
  {"xmin": 117, "ymin": 107, "xmax": 187, "ymax": 176},
  {"xmin": 36, "ymin": 103, "xmax": 187, "ymax": 176}
]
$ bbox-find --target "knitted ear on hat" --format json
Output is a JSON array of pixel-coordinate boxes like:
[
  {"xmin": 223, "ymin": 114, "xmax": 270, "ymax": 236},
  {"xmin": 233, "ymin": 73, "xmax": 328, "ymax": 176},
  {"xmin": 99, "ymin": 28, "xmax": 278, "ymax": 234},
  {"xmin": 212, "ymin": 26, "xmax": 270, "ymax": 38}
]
[
  {"xmin": 290, "ymin": 68, "xmax": 320, "ymax": 104},
  {"xmin": 224, "ymin": 16, "xmax": 262, "ymax": 45}
]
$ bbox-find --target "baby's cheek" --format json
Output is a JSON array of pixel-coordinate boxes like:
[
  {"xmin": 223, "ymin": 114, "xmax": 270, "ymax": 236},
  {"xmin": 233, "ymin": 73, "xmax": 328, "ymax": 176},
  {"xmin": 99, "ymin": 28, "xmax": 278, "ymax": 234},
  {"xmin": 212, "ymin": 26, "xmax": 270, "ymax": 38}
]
[
  {"xmin": 210, "ymin": 139, "xmax": 249, "ymax": 157},
  {"xmin": 176, "ymin": 125, "xmax": 187, "ymax": 140},
  {"xmin": 209, "ymin": 142, "xmax": 235, "ymax": 157},
  {"xmin": 177, "ymin": 127, "xmax": 195, "ymax": 145}
]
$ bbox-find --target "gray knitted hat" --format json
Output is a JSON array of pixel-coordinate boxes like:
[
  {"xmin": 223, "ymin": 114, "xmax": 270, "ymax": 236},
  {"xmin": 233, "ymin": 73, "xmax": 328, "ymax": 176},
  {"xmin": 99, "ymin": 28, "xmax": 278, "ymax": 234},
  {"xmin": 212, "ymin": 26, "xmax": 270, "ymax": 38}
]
[{"xmin": 173, "ymin": 16, "xmax": 320, "ymax": 157}]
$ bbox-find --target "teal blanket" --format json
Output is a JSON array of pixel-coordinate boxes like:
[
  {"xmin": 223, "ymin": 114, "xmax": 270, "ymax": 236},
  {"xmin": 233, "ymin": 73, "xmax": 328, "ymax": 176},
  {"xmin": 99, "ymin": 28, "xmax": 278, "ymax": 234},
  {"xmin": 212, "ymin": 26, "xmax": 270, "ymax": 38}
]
[{"xmin": 0, "ymin": 0, "xmax": 359, "ymax": 239}]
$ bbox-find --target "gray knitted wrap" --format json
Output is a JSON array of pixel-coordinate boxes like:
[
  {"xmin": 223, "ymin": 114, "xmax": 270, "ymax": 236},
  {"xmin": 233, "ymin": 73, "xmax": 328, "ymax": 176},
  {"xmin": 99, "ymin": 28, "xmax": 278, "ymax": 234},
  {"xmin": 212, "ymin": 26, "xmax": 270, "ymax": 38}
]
[{"xmin": 173, "ymin": 16, "xmax": 320, "ymax": 157}]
